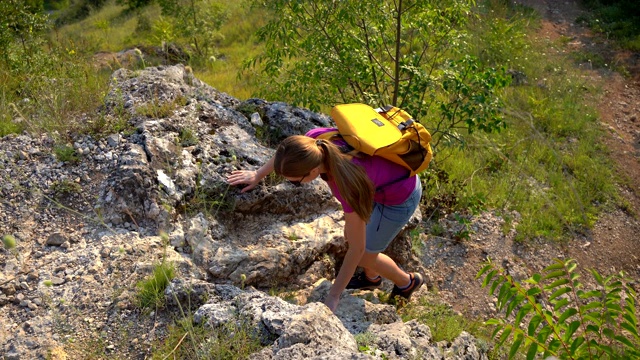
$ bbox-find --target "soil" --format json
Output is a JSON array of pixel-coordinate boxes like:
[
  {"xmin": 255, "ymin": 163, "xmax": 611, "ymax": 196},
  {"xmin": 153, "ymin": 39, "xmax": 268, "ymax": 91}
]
[{"xmin": 423, "ymin": 0, "xmax": 640, "ymax": 319}]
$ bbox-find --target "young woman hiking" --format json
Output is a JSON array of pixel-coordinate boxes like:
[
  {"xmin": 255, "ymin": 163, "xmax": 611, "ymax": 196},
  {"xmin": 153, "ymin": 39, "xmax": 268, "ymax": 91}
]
[{"xmin": 226, "ymin": 128, "xmax": 425, "ymax": 312}]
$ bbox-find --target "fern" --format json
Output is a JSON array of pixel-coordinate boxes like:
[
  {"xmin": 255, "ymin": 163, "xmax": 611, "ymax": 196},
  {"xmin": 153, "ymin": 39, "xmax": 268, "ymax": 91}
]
[{"xmin": 477, "ymin": 258, "xmax": 640, "ymax": 359}]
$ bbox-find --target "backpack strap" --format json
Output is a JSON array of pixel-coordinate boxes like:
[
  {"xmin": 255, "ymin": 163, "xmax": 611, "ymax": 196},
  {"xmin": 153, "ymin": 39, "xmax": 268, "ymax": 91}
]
[{"xmin": 316, "ymin": 131, "xmax": 356, "ymax": 155}]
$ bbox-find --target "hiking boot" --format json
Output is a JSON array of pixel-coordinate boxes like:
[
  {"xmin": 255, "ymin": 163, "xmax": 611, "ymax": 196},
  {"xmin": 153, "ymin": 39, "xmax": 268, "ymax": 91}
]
[
  {"xmin": 346, "ymin": 273, "xmax": 382, "ymax": 290},
  {"xmin": 390, "ymin": 273, "xmax": 424, "ymax": 300}
]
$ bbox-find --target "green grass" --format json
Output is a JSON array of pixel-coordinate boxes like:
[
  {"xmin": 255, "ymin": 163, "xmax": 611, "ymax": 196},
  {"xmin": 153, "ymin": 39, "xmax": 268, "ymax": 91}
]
[
  {"xmin": 420, "ymin": 1, "xmax": 619, "ymax": 241},
  {"xmin": 151, "ymin": 317, "xmax": 263, "ymax": 360},
  {"xmin": 399, "ymin": 296, "xmax": 486, "ymax": 343},
  {"xmin": 135, "ymin": 261, "xmax": 176, "ymax": 309},
  {"xmin": 578, "ymin": 0, "xmax": 640, "ymax": 51}
]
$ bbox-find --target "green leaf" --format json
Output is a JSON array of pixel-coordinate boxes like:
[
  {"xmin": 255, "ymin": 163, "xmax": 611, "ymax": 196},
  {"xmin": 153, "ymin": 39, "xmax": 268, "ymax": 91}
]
[
  {"xmin": 506, "ymin": 294, "xmax": 524, "ymax": 318},
  {"xmin": 544, "ymin": 261, "xmax": 566, "ymax": 272},
  {"xmin": 542, "ymin": 270, "xmax": 565, "ymax": 281},
  {"xmin": 623, "ymin": 313, "xmax": 638, "ymax": 328},
  {"xmin": 490, "ymin": 278, "xmax": 503, "ymax": 295},
  {"xmin": 544, "ymin": 278, "xmax": 570, "ymax": 290},
  {"xmin": 621, "ymin": 322, "xmax": 639, "ymax": 337},
  {"xmin": 570, "ymin": 336, "xmax": 585, "ymax": 354},
  {"xmin": 563, "ymin": 320, "xmax": 580, "ymax": 342},
  {"xmin": 515, "ymin": 304, "xmax": 532, "ymax": 326},
  {"xmin": 558, "ymin": 308, "xmax": 578, "ymax": 324},
  {"xmin": 567, "ymin": 261, "xmax": 577, "ymax": 273},
  {"xmin": 553, "ymin": 298, "xmax": 570, "ymax": 311},
  {"xmin": 585, "ymin": 324, "xmax": 599, "ymax": 334},
  {"xmin": 549, "ymin": 287, "xmax": 572, "ymax": 301},
  {"xmin": 526, "ymin": 287, "xmax": 542, "ymax": 297},
  {"xmin": 526, "ymin": 342, "xmax": 538, "ymax": 360},
  {"xmin": 537, "ymin": 325, "xmax": 552, "ymax": 344},
  {"xmin": 590, "ymin": 269, "xmax": 604, "ymax": 285},
  {"xmin": 485, "ymin": 318, "xmax": 501, "ymax": 326},
  {"xmin": 602, "ymin": 328, "xmax": 615, "ymax": 340},
  {"xmin": 578, "ymin": 290, "xmax": 602, "ymax": 299},
  {"xmin": 482, "ymin": 269, "xmax": 496, "ymax": 287},
  {"xmin": 580, "ymin": 301, "xmax": 602, "ymax": 312},
  {"xmin": 509, "ymin": 334, "xmax": 523, "ymax": 359},
  {"xmin": 2, "ymin": 234, "xmax": 16, "ymax": 249},
  {"xmin": 614, "ymin": 334, "xmax": 636, "ymax": 349},
  {"xmin": 548, "ymin": 338, "xmax": 561, "ymax": 352},
  {"xmin": 497, "ymin": 326, "xmax": 513, "ymax": 347},
  {"xmin": 528, "ymin": 315, "xmax": 542, "ymax": 336},
  {"xmin": 477, "ymin": 263, "xmax": 493, "ymax": 280}
]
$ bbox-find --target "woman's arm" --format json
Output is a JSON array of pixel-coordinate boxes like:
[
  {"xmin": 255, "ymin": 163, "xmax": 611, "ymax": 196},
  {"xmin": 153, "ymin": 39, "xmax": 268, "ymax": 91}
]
[
  {"xmin": 325, "ymin": 211, "xmax": 366, "ymax": 312},
  {"xmin": 226, "ymin": 156, "xmax": 275, "ymax": 193}
]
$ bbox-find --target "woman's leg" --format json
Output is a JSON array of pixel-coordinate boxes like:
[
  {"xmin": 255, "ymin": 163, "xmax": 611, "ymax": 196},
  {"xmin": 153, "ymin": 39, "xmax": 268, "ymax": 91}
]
[{"xmin": 359, "ymin": 252, "xmax": 411, "ymax": 287}]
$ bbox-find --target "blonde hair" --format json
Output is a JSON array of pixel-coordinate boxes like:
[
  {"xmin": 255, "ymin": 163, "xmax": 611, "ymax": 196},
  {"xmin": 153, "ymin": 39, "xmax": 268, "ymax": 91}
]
[{"xmin": 274, "ymin": 135, "xmax": 374, "ymax": 221}]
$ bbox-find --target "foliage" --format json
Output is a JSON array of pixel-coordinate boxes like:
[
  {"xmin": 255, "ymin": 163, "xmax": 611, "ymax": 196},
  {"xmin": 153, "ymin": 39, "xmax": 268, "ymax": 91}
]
[
  {"xmin": 135, "ymin": 261, "xmax": 176, "ymax": 309},
  {"xmin": 477, "ymin": 258, "xmax": 640, "ymax": 359},
  {"xmin": 247, "ymin": 0, "xmax": 510, "ymax": 147},
  {"xmin": 156, "ymin": 0, "xmax": 229, "ymax": 63},
  {"xmin": 0, "ymin": 0, "xmax": 50, "ymax": 69},
  {"xmin": 116, "ymin": 0, "xmax": 153, "ymax": 11},
  {"xmin": 578, "ymin": 0, "xmax": 640, "ymax": 50},
  {"xmin": 53, "ymin": 144, "xmax": 79, "ymax": 163},
  {"xmin": 400, "ymin": 296, "xmax": 484, "ymax": 343},
  {"xmin": 151, "ymin": 317, "xmax": 263, "ymax": 360},
  {"xmin": 53, "ymin": 0, "xmax": 109, "ymax": 26}
]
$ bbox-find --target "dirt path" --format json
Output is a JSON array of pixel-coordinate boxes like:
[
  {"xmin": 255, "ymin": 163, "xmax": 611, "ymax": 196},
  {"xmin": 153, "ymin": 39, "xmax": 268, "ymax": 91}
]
[{"xmin": 522, "ymin": 0, "xmax": 640, "ymax": 278}]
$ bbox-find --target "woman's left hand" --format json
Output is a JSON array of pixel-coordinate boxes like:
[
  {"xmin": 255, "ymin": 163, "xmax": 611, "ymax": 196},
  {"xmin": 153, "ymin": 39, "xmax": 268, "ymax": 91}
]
[{"xmin": 324, "ymin": 293, "xmax": 340, "ymax": 313}]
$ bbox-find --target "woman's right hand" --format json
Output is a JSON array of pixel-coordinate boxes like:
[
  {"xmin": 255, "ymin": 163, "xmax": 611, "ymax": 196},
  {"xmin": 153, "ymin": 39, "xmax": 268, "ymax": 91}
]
[{"xmin": 227, "ymin": 170, "xmax": 261, "ymax": 193}]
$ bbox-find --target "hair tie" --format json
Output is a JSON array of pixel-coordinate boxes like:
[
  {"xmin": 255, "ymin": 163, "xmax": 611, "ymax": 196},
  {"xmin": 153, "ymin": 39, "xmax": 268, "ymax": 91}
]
[{"xmin": 316, "ymin": 139, "xmax": 325, "ymax": 146}]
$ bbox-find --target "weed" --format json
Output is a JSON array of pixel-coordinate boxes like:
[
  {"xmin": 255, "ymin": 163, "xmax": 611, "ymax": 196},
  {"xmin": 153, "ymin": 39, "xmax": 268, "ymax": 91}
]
[
  {"xmin": 135, "ymin": 261, "xmax": 176, "ymax": 309},
  {"xmin": 354, "ymin": 332, "xmax": 380, "ymax": 356},
  {"xmin": 399, "ymin": 297, "xmax": 486, "ymax": 343},
  {"xmin": 429, "ymin": 222, "xmax": 445, "ymax": 237},
  {"xmin": 453, "ymin": 214, "xmax": 473, "ymax": 242},
  {"xmin": 51, "ymin": 179, "xmax": 82, "ymax": 197},
  {"xmin": 53, "ymin": 145, "xmax": 79, "ymax": 163},
  {"xmin": 151, "ymin": 316, "xmax": 263, "ymax": 360},
  {"xmin": 136, "ymin": 99, "xmax": 176, "ymax": 118},
  {"xmin": 409, "ymin": 227, "xmax": 425, "ymax": 257},
  {"xmin": 179, "ymin": 127, "xmax": 199, "ymax": 147},
  {"xmin": 286, "ymin": 232, "xmax": 300, "ymax": 241}
]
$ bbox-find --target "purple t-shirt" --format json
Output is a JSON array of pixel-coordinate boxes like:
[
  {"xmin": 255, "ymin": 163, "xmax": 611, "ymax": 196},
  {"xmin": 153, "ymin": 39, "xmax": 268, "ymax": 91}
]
[{"xmin": 306, "ymin": 128, "xmax": 418, "ymax": 213}]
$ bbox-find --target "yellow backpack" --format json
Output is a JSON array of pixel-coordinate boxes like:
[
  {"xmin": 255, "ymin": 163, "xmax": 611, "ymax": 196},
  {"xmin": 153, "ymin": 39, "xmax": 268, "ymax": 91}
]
[{"xmin": 318, "ymin": 103, "xmax": 433, "ymax": 177}]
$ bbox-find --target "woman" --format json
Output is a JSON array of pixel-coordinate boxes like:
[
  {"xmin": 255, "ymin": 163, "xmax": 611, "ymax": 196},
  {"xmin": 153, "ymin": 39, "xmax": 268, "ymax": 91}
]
[{"xmin": 226, "ymin": 128, "xmax": 424, "ymax": 312}]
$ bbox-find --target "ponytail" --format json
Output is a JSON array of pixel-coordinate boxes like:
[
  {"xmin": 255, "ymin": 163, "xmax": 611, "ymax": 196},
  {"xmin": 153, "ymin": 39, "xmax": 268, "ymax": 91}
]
[
  {"xmin": 274, "ymin": 135, "xmax": 374, "ymax": 221},
  {"xmin": 316, "ymin": 139, "xmax": 374, "ymax": 221}
]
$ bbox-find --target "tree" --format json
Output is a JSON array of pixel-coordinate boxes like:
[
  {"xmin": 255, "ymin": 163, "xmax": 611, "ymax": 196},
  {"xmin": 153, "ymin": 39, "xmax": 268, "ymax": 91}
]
[
  {"xmin": 246, "ymin": 0, "xmax": 510, "ymax": 148},
  {"xmin": 0, "ymin": 0, "xmax": 49, "ymax": 70}
]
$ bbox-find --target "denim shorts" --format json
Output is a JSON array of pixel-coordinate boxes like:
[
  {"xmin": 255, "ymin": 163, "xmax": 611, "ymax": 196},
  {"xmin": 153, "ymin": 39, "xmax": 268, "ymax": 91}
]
[{"xmin": 365, "ymin": 177, "xmax": 422, "ymax": 253}]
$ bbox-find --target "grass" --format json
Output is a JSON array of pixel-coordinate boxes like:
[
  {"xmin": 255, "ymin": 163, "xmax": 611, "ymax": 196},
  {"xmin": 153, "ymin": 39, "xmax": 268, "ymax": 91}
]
[
  {"xmin": 420, "ymin": 0, "xmax": 620, "ymax": 241},
  {"xmin": 578, "ymin": 0, "xmax": 640, "ymax": 51},
  {"xmin": 135, "ymin": 261, "xmax": 176, "ymax": 309},
  {"xmin": 151, "ymin": 317, "xmax": 263, "ymax": 360},
  {"xmin": 399, "ymin": 296, "xmax": 486, "ymax": 343}
]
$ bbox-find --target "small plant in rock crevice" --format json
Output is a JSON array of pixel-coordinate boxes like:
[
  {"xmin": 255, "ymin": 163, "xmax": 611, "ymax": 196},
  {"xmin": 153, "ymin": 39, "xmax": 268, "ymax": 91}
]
[
  {"xmin": 135, "ymin": 232, "xmax": 176, "ymax": 310},
  {"xmin": 53, "ymin": 144, "xmax": 79, "ymax": 163}
]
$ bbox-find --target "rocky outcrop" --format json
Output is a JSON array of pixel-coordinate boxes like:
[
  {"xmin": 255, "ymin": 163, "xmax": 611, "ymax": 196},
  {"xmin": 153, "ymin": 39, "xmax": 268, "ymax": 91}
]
[{"xmin": 0, "ymin": 65, "xmax": 487, "ymax": 359}]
